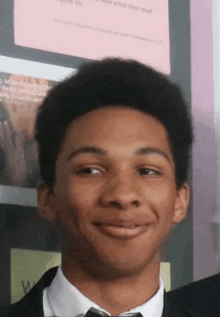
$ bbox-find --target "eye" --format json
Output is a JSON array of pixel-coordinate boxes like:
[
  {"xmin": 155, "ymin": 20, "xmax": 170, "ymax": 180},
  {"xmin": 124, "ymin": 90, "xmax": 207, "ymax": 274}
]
[
  {"xmin": 75, "ymin": 167, "xmax": 102, "ymax": 175},
  {"xmin": 138, "ymin": 168, "xmax": 160, "ymax": 176}
]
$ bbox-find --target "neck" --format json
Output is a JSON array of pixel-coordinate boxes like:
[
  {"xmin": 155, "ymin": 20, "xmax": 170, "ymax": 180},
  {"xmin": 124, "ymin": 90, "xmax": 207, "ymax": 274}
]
[{"xmin": 62, "ymin": 252, "xmax": 161, "ymax": 315}]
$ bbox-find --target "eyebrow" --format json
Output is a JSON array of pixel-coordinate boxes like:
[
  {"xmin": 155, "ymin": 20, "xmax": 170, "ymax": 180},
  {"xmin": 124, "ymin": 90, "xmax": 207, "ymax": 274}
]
[
  {"xmin": 134, "ymin": 147, "xmax": 171, "ymax": 162},
  {"xmin": 68, "ymin": 145, "xmax": 171, "ymax": 162},
  {"xmin": 68, "ymin": 146, "xmax": 107, "ymax": 160}
]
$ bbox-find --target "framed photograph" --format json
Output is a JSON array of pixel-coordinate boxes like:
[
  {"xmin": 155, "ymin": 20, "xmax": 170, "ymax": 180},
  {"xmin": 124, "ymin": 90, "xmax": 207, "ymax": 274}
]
[{"xmin": 0, "ymin": 56, "xmax": 75, "ymax": 205}]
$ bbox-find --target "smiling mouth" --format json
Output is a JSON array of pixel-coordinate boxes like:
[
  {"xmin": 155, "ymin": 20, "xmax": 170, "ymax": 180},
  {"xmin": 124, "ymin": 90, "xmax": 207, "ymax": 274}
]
[{"xmin": 93, "ymin": 222, "xmax": 148, "ymax": 240}]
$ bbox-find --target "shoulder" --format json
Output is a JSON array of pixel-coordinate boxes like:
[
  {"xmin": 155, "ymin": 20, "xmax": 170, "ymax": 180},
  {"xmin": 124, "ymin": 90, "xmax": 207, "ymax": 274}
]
[
  {"xmin": 0, "ymin": 266, "xmax": 58, "ymax": 317},
  {"xmin": 167, "ymin": 273, "xmax": 220, "ymax": 317},
  {"xmin": 169, "ymin": 273, "xmax": 220, "ymax": 298}
]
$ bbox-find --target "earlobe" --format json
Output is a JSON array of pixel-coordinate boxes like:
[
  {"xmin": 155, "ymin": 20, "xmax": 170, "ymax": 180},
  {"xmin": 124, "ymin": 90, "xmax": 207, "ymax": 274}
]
[
  {"xmin": 37, "ymin": 183, "xmax": 57, "ymax": 222},
  {"xmin": 172, "ymin": 183, "xmax": 190, "ymax": 224}
]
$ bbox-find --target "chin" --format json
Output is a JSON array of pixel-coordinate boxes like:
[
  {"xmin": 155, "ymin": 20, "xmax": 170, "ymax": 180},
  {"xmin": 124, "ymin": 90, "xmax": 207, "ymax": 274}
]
[
  {"xmin": 64, "ymin": 232, "xmax": 160, "ymax": 280},
  {"xmin": 67, "ymin": 246, "xmax": 152, "ymax": 281},
  {"xmin": 84, "ymin": 261, "xmax": 144, "ymax": 281},
  {"xmin": 87, "ymin": 253, "xmax": 158, "ymax": 281}
]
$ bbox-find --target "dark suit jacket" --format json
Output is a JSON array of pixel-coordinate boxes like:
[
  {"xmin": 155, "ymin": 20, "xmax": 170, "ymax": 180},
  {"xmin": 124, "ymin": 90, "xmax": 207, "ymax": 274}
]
[
  {"xmin": 168, "ymin": 273, "xmax": 220, "ymax": 317},
  {"xmin": 0, "ymin": 267, "xmax": 201, "ymax": 317}
]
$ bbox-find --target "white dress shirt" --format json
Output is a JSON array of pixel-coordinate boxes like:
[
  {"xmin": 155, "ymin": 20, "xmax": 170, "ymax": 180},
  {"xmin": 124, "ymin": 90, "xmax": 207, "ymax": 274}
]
[{"xmin": 43, "ymin": 266, "xmax": 164, "ymax": 317}]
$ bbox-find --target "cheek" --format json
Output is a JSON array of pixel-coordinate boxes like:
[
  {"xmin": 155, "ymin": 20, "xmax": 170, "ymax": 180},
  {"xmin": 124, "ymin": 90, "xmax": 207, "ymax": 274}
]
[
  {"xmin": 68, "ymin": 177, "xmax": 102, "ymax": 208},
  {"xmin": 143, "ymin": 182, "xmax": 177, "ymax": 220},
  {"xmin": 53, "ymin": 177, "xmax": 101, "ymax": 230}
]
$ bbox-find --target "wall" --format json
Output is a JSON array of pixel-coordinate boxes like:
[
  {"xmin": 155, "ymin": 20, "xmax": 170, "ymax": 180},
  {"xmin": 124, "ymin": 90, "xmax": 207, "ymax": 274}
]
[{"xmin": 191, "ymin": 0, "xmax": 218, "ymax": 280}]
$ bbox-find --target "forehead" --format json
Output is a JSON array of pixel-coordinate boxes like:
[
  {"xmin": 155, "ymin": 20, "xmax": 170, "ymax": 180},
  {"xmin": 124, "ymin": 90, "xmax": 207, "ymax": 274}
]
[{"xmin": 60, "ymin": 106, "xmax": 171, "ymax": 158}]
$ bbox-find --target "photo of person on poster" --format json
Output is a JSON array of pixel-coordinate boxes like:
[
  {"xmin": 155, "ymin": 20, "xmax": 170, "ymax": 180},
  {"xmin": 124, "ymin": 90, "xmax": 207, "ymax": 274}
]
[{"xmin": 0, "ymin": 73, "xmax": 55, "ymax": 188}]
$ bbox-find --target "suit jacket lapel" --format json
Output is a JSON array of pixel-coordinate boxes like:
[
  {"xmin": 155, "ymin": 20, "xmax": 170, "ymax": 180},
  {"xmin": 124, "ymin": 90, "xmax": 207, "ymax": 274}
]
[{"xmin": 163, "ymin": 291, "xmax": 203, "ymax": 317}]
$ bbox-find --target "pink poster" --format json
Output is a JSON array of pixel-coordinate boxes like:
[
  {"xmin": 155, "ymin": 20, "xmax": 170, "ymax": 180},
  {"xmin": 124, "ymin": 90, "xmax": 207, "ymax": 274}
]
[{"xmin": 14, "ymin": 0, "xmax": 170, "ymax": 74}]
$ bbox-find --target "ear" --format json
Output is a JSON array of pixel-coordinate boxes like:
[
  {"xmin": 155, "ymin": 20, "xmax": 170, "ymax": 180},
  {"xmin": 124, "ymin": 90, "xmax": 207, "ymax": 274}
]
[
  {"xmin": 37, "ymin": 183, "xmax": 57, "ymax": 222},
  {"xmin": 172, "ymin": 183, "xmax": 190, "ymax": 224}
]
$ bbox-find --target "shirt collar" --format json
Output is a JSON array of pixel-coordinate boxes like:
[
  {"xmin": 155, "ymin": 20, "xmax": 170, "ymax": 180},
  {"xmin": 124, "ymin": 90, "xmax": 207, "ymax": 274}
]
[{"xmin": 43, "ymin": 266, "xmax": 164, "ymax": 317}]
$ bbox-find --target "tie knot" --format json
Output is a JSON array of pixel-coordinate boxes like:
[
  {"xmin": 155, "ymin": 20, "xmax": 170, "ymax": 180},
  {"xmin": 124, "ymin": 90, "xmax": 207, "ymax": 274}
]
[{"xmin": 85, "ymin": 307, "xmax": 143, "ymax": 317}]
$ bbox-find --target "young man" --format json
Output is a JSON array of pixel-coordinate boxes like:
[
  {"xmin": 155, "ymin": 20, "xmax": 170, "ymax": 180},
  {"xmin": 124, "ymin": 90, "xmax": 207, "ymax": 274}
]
[{"xmin": 2, "ymin": 58, "xmax": 196, "ymax": 316}]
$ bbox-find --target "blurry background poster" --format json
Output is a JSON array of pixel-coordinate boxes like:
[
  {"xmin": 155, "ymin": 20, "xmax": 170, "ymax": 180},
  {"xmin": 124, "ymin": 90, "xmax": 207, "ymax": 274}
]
[
  {"xmin": 10, "ymin": 248, "xmax": 170, "ymax": 303},
  {"xmin": 14, "ymin": 0, "xmax": 170, "ymax": 74},
  {"xmin": 0, "ymin": 72, "xmax": 55, "ymax": 188},
  {"xmin": 11, "ymin": 248, "xmax": 61, "ymax": 304},
  {"xmin": 160, "ymin": 262, "xmax": 171, "ymax": 291},
  {"xmin": 0, "ymin": 56, "xmax": 76, "ymax": 189}
]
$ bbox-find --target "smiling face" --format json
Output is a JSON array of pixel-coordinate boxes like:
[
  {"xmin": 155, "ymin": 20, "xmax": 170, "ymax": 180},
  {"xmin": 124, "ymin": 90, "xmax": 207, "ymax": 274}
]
[{"xmin": 38, "ymin": 106, "xmax": 189, "ymax": 279}]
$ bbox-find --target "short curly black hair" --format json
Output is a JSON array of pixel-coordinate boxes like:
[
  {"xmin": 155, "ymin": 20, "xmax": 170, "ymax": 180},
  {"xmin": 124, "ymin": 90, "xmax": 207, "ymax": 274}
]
[{"xmin": 35, "ymin": 58, "xmax": 193, "ymax": 189}]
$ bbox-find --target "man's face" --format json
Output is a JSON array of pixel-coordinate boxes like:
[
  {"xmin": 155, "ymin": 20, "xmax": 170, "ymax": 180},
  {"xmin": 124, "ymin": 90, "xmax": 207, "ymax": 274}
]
[{"xmin": 38, "ymin": 106, "xmax": 189, "ymax": 277}]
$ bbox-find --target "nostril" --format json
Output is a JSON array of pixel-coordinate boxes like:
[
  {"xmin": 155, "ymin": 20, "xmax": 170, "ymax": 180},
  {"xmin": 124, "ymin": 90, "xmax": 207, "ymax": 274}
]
[
  {"xmin": 109, "ymin": 201, "xmax": 121, "ymax": 208},
  {"xmin": 93, "ymin": 222, "xmax": 102, "ymax": 226},
  {"xmin": 132, "ymin": 200, "xmax": 140, "ymax": 207}
]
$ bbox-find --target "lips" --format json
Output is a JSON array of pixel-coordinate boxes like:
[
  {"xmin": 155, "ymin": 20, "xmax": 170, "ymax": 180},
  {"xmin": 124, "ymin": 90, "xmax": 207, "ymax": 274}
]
[{"xmin": 93, "ymin": 222, "xmax": 148, "ymax": 240}]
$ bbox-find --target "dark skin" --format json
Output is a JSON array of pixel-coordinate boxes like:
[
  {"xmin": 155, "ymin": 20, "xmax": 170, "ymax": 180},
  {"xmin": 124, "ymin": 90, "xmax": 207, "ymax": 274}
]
[{"xmin": 37, "ymin": 106, "xmax": 189, "ymax": 315}]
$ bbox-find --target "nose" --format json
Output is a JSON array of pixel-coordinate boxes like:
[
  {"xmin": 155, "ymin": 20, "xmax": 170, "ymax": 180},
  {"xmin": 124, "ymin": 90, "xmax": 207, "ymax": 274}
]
[{"xmin": 100, "ymin": 172, "xmax": 141, "ymax": 210}]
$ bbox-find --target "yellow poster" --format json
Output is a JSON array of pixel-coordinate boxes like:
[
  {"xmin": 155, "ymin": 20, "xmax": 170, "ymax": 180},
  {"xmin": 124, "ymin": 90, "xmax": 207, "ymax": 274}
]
[
  {"xmin": 160, "ymin": 262, "xmax": 171, "ymax": 291},
  {"xmin": 11, "ymin": 248, "xmax": 171, "ymax": 304},
  {"xmin": 11, "ymin": 248, "xmax": 61, "ymax": 304}
]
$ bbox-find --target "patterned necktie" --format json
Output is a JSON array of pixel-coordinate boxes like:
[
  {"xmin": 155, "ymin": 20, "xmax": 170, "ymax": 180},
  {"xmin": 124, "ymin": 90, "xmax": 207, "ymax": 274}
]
[{"xmin": 84, "ymin": 307, "xmax": 143, "ymax": 317}]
